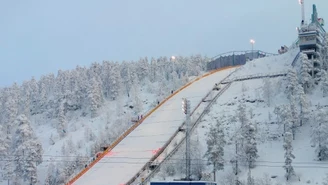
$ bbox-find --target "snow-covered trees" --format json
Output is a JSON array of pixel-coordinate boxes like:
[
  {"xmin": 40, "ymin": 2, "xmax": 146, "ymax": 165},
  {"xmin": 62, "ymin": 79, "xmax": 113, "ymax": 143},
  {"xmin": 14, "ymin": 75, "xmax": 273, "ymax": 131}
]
[
  {"xmin": 58, "ymin": 101, "xmax": 67, "ymax": 137},
  {"xmin": 237, "ymin": 101, "xmax": 248, "ymax": 127},
  {"xmin": 297, "ymin": 85, "xmax": 310, "ymax": 126},
  {"xmin": 283, "ymin": 132, "xmax": 295, "ymax": 181},
  {"xmin": 311, "ymin": 108, "xmax": 328, "ymax": 161},
  {"xmin": 0, "ymin": 125, "xmax": 12, "ymax": 181},
  {"xmin": 44, "ymin": 163, "xmax": 57, "ymax": 185},
  {"xmin": 300, "ymin": 53, "xmax": 312, "ymax": 93},
  {"xmin": 131, "ymin": 82, "xmax": 143, "ymax": 115},
  {"xmin": 190, "ymin": 134, "xmax": 206, "ymax": 180},
  {"xmin": 243, "ymin": 121, "xmax": 258, "ymax": 168},
  {"xmin": 88, "ymin": 77, "xmax": 102, "ymax": 117},
  {"xmin": 204, "ymin": 119, "xmax": 226, "ymax": 178},
  {"xmin": 285, "ymin": 69, "xmax": 299, "ymax": 100},
  {"xmin": 320, "ymin": 70, "xmax": 328, "ymax": 97},
  {"xmin": 323, "ymin": 173, "xmax": 328, "ymax": 185},
  {"xmin": 274, "ymin": 105, "xmax": 293, "ymax": 135},
  {"xmin": 0, "ymin": 53, "xmax": 211, "ymax": 184},
  {"xmin": 13, "ymin": 115, "xmax": 43, "ymax": 184},
  {"xmin": 262, "ymin": 78, "xmax": 273, "ymax": 106},
  {"xmin": 247, "ymin": 169, "xmax": 255, "ymax": 185}
]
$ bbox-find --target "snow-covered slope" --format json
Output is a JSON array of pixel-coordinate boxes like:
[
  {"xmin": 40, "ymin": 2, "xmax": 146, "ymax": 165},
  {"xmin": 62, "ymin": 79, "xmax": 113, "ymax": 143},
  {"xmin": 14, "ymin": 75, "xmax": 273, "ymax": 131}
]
[
  {"xmin": 72, "ymin": 68, "xmax": 235, "ymax": 185},
  {"xmin": 149, "ymin": 49, "xmax": 328, "ymax": 185},
  {"xmin": 227, "ymin": 49, "xmax": 299, "ymax": 80}
]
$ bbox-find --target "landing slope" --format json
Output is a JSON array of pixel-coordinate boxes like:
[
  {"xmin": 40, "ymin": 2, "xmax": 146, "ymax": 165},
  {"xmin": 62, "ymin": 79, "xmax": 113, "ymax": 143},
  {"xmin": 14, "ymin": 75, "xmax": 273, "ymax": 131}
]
[{"xmin": 73, "ymin": 68, "xmax": 236, "ymax": 185}]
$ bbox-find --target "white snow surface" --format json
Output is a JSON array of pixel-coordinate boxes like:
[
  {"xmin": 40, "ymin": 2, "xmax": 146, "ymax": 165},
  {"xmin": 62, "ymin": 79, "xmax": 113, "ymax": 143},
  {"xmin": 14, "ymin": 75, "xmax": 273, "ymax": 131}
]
[
  {"xmin": 226, "ymin": 49, "xmax": 299, "ymax": 80},
  {"xmin": 3, "ymin": 47, "xmax": 325, "ymax": 185},
  {"xmin": 148, "ymin": 49, "xmax": 328, "ymax": 185},
  {"xmin": 73, "ymin": 68, "xmax": 235, "ymax": 185}
]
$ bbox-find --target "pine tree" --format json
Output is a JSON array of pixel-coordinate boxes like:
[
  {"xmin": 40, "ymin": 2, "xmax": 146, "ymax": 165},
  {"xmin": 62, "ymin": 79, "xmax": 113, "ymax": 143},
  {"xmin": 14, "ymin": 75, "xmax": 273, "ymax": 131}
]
[
  {"xmin": 0, "ymin": 125, "xmax": 12, "ymax": 181},
  {"xmin": 320, "ymin": 70, "xmax": 328, "ymax": 97},
  {"xmin": 247, "ymin": 169, "xmax": 255, "ymax": 185},
  {"xmin": 323, "ymin": 173, "xmax": 328, "ymax": 185},
  {"xmin": 300, "ymin": 53, "xmax": 312, "ymax": 93},
  {"xmin": 88, "ymin": 77, "xmax": 102, "ymax": 117},
  {"xmin": 121, "ymin": 62, "xmax": 133, "ymax": 97},
  {"xmin": 311, "ymin": 108, "xmax": 328, "ymax": 161},
  {"xmin": 297, "ymin": 85, "xmax": 310, "ymax": 126},
  {"xmin": 276, "ymin": 105, "xmax": 293, "ymax": 135},
  {"xmin": 237, "ymin": 101, "xmax": 248, "ymax": 129},
  {"xmin": 136, "ymin": 57, "xmax": 150, "ymax": 83},
  {"xmin": 28, "ymin": 77, "xmax": 39, "ymax": 114},
  {"xmin": 229, "ymin": 116, "xmax": 242, "ymax": 177},
  {"xmin": 20, "ymin": 81, "xmax": 31, "ymax": 118},
  {"xmin": 289, "ymin": 99, "xmax": 299, "ymax": 140},
  {"xmin": 244, "ymin": 121, "xmax": 259, "ymax": 168},
  {"xmin": 204, "ymin": 119, "xmax": 226, "ymax": 179},
  {"xmin": 285, "ymin": 69, "xmax": 298, "ymax": 100},
  {"xmin": 44, "ymin": 163, "xmax": 56, "ymax": 185},
  {"xmin": 58, "ymin": 101, "xmax": 67, "ymax": 137},
  {"xmin": 262, "ymin": 78, "xmax": 272, "ymax": 106},
  {"xmin": 5, "ymin": 89, "xmax": 19, "ymax": 135},
  {"xmin": 38, "ymin": 75, "xmax": 48, "ymax": 110},
  {"xmin": 108, "ymin": 63, "xmax": 123, "ymax": 100},
  {"xmin": 283, "ymin": 132, "xmax": 295, "ymax": 181},
  {"xmin": 131, "ymin": 82, "xmax": 143, "ymax": 115},
  {"xmin": 190, "ymin": 132, "xmax": 206, "ymax": 180},
  {"xmin": 13, "ymin": 115, "xmax": 43, "ymax": 184}
]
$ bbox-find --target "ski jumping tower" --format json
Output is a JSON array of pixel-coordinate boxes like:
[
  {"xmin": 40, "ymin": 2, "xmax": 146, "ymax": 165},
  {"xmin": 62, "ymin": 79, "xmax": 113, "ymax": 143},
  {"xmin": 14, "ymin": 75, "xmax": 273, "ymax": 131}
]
[{"xmin": 298, "ymin": 2, "xmax": 326, "ymax": 76}]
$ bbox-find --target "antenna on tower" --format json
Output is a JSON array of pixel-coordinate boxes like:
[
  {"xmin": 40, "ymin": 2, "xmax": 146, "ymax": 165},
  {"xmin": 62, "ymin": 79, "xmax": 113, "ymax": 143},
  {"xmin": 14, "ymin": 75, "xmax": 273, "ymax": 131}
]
[{"xmin": 299, "ymin": 0, "xmax": 305, "ymax": 23}]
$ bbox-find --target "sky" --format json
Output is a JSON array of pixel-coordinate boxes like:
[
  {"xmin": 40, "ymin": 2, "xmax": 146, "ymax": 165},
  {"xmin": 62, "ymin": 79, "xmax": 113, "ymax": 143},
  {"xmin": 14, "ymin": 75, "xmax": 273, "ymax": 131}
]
[{"xmin": 0, "ymin": 0, "xmax": 327, "ymax": 87}]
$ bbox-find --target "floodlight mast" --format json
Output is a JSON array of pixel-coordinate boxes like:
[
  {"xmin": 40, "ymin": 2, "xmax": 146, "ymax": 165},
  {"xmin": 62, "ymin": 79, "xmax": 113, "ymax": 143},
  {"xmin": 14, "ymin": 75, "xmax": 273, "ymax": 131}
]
[{"xmin": 299, "ymin": 0, "xmax": 305, "ymax": 22}]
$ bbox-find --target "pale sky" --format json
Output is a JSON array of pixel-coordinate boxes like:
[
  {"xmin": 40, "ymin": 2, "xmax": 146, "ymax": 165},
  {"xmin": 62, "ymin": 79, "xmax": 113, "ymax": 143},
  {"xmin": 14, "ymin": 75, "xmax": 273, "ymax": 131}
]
[{"xmin": 0, "ymin": 0, "xmax": 327, "ymax": 87}]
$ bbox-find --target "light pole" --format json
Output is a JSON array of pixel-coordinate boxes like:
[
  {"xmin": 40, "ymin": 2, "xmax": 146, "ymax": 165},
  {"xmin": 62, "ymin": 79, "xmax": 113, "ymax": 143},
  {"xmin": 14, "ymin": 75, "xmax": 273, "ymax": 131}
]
[
  {"xmin": 299, "ymin": 0, "xmax": 305, "ymax": 23},
  {"xmin": 182, "ymin": 98, "xmax": 191, "ymax": 180},
  {"xmin": 250, "ymin": 39, "xmax": 255, "ymax": 60}
]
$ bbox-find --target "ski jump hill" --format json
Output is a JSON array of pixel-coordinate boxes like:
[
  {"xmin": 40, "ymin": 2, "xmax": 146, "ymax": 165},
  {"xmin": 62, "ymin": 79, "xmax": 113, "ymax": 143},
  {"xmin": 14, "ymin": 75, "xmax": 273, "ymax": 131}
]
[{"xmin": 67, "ymin": 50, "xmax": 293, "ymax": 185}]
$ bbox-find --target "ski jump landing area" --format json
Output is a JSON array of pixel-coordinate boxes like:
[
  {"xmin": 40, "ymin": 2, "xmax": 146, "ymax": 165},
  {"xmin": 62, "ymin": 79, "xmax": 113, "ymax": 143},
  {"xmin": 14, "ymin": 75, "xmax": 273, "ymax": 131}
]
[{"xmin": 68, "ymin": 67, "xmax": 237, "ymax": 185}]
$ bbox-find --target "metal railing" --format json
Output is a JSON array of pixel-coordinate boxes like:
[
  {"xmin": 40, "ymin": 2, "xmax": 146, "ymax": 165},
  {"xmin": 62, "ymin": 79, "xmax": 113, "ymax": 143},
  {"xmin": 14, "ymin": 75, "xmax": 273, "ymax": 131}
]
[
  {"xmin": 139, "ymin": 82, "xmax": 232, "ymax": 185},
  {"xmin": 292, "ymin": 52, "xmax": 301, "ymax": 67},
  {"xmin": 210, "ymin": 50, "xmax": 278, "ymax": 61},
  {"xmin": 221, "ymin": 71, "xmax": 288, "ymax": 84},
  {"xmin": 66, "ymin": 66, "xmax": 238, "ymax": 185}
]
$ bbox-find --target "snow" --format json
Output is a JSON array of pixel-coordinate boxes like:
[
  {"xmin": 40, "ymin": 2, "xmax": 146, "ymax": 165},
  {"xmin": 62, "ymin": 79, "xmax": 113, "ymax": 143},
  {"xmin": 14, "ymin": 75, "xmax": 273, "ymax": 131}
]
[
  {"xmin": 73, "ymin": 69, "xmax": 235, "ymax": 185},
  {"xmin": 226, "ymin": 49, "xmax": 299, "ymax": 81},
  {"xmin": 3, "ymin": 47, "xmax": 328, "ymax": 185},
  {"xmin": 147, "ymin": 49, "xmax": 328, "ymax": 185}
]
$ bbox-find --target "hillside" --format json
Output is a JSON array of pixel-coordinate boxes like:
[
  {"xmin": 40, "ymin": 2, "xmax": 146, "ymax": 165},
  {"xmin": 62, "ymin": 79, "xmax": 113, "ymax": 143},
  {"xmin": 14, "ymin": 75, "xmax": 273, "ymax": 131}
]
[
  {"xmin": 2, "ymin": 47, "xmax": 328, "ymax": 185},
  {"xmin": 150, "ymin": 49, "xmax": 328, "ymax": 185},
  {"xmin": 0, "ymin": 56, "xmax": 209, "ymax": 185}
]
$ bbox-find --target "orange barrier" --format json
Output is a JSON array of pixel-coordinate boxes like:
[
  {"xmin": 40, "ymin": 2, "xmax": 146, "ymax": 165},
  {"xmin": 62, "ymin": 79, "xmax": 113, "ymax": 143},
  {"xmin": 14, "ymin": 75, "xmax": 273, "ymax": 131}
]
[{"xmin": 66, "ymin": 66, "xmax": 237, "ymax": 185}]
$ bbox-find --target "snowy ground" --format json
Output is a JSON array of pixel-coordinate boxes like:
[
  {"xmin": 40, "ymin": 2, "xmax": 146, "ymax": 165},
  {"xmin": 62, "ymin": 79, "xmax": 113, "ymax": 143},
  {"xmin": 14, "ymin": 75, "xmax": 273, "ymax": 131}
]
[
  {"xmin": 149, "ymin": 49, "xmax": 328, "ymax": 185},
  {"xmin": 2, "ymin": 48, "xmax": 324, "ymax": 185},
  {"xmin": 0, "ymin": 87, "xmax": 159, "ymax": 185},
  {"xmin": 226, "ymin": 49, "xmax": 299, "ymax": 81},
  {"xmin": 72, "ymin": 68, "xmax": 235, "ymax": 185}
]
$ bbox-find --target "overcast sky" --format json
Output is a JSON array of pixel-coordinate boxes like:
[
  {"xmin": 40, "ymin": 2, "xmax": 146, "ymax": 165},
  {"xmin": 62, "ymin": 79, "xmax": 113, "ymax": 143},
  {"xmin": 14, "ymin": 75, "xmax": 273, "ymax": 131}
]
[{"xmin": 0, "ymin": 0, "xmax": 327, "ymax": 87}]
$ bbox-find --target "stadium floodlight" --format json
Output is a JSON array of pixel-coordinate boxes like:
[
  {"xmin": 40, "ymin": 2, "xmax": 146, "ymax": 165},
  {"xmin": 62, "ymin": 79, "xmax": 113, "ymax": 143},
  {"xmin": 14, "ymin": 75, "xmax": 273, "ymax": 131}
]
[
  {"xmin": 299, "ymin": 0, "xmax": 305, "ymax": 22},
  {"xmin": 171, "ymin": 56, "xmax": 176, "ymax": 61},
  {"xmin": 250, "ymin": 39, "xmax": 255, "ymax": 59}
]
